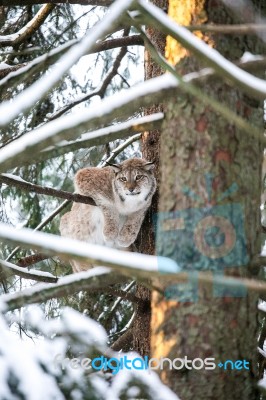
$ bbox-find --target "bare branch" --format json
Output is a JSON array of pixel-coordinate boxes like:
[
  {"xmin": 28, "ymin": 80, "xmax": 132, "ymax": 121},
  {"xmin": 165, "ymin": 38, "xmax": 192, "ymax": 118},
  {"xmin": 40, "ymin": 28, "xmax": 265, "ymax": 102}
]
[
  {"xmin": 0, "ymin": 174, "xmax": 96, "ymax": 206},
  {"xmin": 186, "ymin": 23, "xmax": 266, "ymax": 35},
  {"xmin": 0, "ymin": 4, "xmax": 55, "ymax": 47},
  {"xmin": 111, "ymin": 328, "xmax": 133, "ymax": 352},
  {"xmin": 99, "ymin": 280, "xmax": 136, "ymax": 323},
  {"xmin": 0, "ymin": 0, "xmax": 113, "ymax": 5},
  {"xmin": 17, "ymin": 253, "xmax": 53, "ymax": 268}
]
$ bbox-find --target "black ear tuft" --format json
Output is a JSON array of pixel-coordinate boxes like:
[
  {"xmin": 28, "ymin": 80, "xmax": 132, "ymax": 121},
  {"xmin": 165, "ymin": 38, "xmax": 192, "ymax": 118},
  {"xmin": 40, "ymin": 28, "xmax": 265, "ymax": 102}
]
[
  {"xmin": 106, "ymin": 161, "xmax": 121, "ymax": 173},
  {"xmin": 143, "ymin": 160, "xmax": 155, "ymax": 171}
]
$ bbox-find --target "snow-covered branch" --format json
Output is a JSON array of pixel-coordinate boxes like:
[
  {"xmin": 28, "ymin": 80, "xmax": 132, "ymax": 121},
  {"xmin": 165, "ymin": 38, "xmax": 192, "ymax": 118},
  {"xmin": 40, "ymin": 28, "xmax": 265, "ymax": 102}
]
[
  {"xmin": 0, "ymin": 65, "xmax": 260, "ymax": 173},
  {"xmin": 0, "ymin": 0, "xmax": 133, "ymax": 127},
  {"xmin": 0, "ymin": 35, "xmax": 142, "ymax": 107},
  {"xmin": 0, "ymin": 73, "xmax": 173, "ymax": 170},
  {"xmin": 0, "ymin": 4, "xmax": 55, "ymax": 47},
  {"xmin": 135, "ymin": 25, "xmax": 264, "ymax": 145},
  {"xmin": 0, "ymin": 259, "xmax": 58, "ymax": 283},
  {"xmin": 137, "ymin": 0, "xmax": 266, "ymax": 99},
  {"xmin": 31, "ymin": 113, "xmax": 163, "ymax": 166},
  {"xmin": 0, "ymin": 223, "xmax": 179, "ymax": 276},
  {"xmin": 48, "ymin": 31, "xmax": 130, "ymax": 121},
  {"xmin": 0, "ymin": 268, "xmax": 125, "ymax": 312},
  {"xmin": 1, "ymin": 223, "xmax": 266, "ymax": 303}
]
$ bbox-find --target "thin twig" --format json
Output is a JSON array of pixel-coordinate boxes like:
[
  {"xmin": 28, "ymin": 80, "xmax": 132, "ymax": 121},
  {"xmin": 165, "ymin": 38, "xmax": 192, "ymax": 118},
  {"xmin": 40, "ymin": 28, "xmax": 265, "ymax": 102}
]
[
  {"xmin": 48, "ymin": 28, "xmax": 131, "ymax": 121},
  {"xmin": 186, "ymin": 23, "xmax": 266, "ymax": 35}
]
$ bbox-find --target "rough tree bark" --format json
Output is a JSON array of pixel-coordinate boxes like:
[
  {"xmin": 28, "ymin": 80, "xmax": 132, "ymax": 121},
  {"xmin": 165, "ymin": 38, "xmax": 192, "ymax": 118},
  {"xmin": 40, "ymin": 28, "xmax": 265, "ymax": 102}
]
[
  {"xmin": 133, "ymin": 0, "xmax": 168, "ymax": 358},
  {"xmin": 151, "ymin": 0, "xmax": 265, "ymax": 399}
]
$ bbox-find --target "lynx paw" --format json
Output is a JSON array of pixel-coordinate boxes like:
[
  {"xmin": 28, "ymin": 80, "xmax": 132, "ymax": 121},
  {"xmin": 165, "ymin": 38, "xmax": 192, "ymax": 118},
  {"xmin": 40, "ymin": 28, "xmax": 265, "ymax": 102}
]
[
  {"xmin": 103, "ymin": 230, "xmax": 119, "ymax": 248},
  {"xmin": 117, "ymin": 237, "xmax": 134, "ymax": 248}
]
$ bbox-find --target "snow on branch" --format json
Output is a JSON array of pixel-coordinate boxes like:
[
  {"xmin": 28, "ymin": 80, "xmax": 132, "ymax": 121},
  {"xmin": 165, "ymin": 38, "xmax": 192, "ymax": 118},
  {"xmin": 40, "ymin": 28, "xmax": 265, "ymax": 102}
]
[
  {"xmin": 0, "ymin": 0, "xmax": 133, "ymax": 127},
  {"xmin": 0, "ymin": 223, "xmax": 179, "ymax": 277},
  {"xmin": 0, "ymin": 4, "xmax": 55, "ymax": 47},
  {"xmin": 135, "ymin": 26, "xmax": 263, "ymax": 146},
  {"xmin": 30, "ymin": 113, "xmax": 163, "ymax": 166},
  {"xmin": 1, "ymin": 223, "xmax": 266, "ymax": 305},
  {"xmin": 0, "ymin": 74, "xmax": 175, "ymax": 172},
  {"xmin": 0, "ymin": 267, "xmax": 125, "ymax": 312},
  {"xmin": 0, "ymin": 55, "xmax": 263, "ymax": 173},
  {"xmin": 48, "ymin": 33, "xmax": 130, "ymax": 121},
  {"xmin": 0, "ymin": 259, "xmax": 58, "ymax": 283},
  {"xmin": 0, "ymin": 40, "xmax": 78, "ymax": 93},
  {"xmin": 0, "ymin": 35, "xmax": 142, "ymax": 109},
  {"xmin": 137, "ymin": 0, "xmax": 266, "ymax": 99}
]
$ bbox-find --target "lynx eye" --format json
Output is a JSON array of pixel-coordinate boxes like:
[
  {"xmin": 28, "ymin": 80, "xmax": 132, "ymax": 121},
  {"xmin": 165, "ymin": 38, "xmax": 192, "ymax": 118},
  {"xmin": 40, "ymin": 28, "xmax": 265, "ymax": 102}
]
[
  {"xmin": 119, "ymin": 177, "xmax": 127, "ymax": 182},
  {"xmin": 135, "ymin": 175, "xmax": 144, "ymax": 181}
]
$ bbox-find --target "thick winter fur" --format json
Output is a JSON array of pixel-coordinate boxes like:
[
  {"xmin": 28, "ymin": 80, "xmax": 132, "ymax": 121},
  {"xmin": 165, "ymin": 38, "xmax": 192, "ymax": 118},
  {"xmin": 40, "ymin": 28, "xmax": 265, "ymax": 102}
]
[{"xmin": 59, "ymin": 158, "xmax": 156, "ymax": 272}]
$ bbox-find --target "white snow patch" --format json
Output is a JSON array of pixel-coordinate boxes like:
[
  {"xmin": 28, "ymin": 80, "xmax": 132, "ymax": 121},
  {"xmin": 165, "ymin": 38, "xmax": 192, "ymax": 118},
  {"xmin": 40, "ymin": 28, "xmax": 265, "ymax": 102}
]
[{"xmin": 0, "ymin": 223, "xmax": 180, "ymax": 275}]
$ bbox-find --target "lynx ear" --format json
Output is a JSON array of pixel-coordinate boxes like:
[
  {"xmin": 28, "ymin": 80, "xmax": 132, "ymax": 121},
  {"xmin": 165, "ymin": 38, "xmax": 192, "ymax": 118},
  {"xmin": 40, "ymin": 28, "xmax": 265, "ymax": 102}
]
[
  {"xmin": 143, "ymin": 160, "xmax": 155, "ymax": 171},
  {"xmin": 106, "ymin": 161, "xmax": 121, "ymax": 173}
]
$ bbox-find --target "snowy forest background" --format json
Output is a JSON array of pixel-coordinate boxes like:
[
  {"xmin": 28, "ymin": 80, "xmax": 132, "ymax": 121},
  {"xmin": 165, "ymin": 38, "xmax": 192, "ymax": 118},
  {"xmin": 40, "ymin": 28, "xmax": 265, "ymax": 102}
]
[{"xmin": 1, "ymin": 0, "xmax": 266, "ymax": 399}]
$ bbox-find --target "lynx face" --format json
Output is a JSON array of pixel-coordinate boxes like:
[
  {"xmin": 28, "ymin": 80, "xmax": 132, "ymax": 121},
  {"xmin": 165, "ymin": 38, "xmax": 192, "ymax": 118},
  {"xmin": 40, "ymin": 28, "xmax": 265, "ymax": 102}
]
[{"xmin": 110, "ymin": 158, "xmax": 156, "ymax": 213}]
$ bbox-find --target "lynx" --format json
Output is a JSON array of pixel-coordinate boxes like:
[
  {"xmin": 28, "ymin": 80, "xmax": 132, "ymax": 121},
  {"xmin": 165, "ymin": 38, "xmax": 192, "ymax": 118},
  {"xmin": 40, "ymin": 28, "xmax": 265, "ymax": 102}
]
[{"xmin": 59, "ymin": 158, "xmax": 156, "ymax": 272}]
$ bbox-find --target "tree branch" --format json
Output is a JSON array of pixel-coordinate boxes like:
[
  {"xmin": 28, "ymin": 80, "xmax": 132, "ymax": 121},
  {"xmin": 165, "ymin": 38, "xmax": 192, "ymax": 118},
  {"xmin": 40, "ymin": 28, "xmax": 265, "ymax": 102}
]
[
  {"xmin": 137, "ymin": 0, "xmax": 266, "ymax": 99},
  {"xmin": 29, "ymin": 114, "xmax": 161, "ymax": 166},
  {"xmin": 2, "ymin": 48, "xmax": 266, "ymax": 173},
  {"xmin": 48, "ymin": 28, "xmax": 130, "ymax": 121},
  {"xmin": 110, "ymin": 327, "xmax": 133, "ymax": 352},
  {"xmin": 0, "ymin": 268, "xmax": 126, "ymax": 312},
  {"xmin": 0, "ymin": 35, "xmax": 143, "ymax": 100},
  {"xmin": 0, "ymin": 174, "xmax": 97, "ymax": 206},
  {"xmin": 186, "ymin": 23, "xmax": 266, "ymax": 35},
  {"xmin": 5, "ymin": 200, "xmax": 71, "ymax": 263},
  {"xmin": 0, "ymin": 259, "xmax": 58, "ymax": 283},
  {"xmin": 17, "ymin": 253, "xmax": 53, "ymax": 268},
  {"xmin": 0, "ymin": 4, "xmax": 55, "ymax": 47},
  {"xmin": 0, "ymin": 0, "xmax": 113, "ymax": 5},
  {"xmin": 0, "ymin": 0, "xmax": 133, "ymax": 127},
  {"xmin": 0, "ymin": 63, "xmax": 27, "ymax": 80}
]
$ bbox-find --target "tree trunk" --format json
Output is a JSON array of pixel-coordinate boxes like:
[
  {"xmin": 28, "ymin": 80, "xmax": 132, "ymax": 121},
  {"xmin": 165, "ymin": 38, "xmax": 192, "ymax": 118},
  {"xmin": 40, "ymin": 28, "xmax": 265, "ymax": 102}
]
[
  {"xmin": 151, "ymin": 0, "xmax": 265, "ymax": 398},
  {"xmin": 132, "ymin": 0, "xmax": 168, "ymax": 358}
]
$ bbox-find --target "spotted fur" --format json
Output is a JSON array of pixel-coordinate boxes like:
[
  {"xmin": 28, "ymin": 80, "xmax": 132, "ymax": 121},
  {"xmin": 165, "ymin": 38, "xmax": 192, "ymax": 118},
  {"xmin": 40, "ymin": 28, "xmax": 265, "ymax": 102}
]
[{"xmin": 59, "ymin": 158, "xmax": 156, "ymax": 272}]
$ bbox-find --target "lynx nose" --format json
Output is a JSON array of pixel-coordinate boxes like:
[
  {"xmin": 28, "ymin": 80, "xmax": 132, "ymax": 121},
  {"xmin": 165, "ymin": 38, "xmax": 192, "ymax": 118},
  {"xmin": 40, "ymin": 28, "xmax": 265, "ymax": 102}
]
[{"xmin": 129, "ymin": 188, "xmax": 134, "ymax": 193}]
